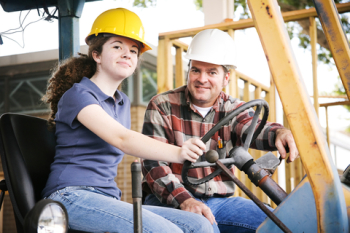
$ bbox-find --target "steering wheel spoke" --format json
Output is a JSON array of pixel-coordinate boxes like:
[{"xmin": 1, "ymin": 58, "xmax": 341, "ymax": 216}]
[
  {"xmin": 182, "ymin": 99, "xmax": 269, "ymax": 186},
  {"xmin": 243, "ymin": 103, "xmax": 264, "ymax": 150}
]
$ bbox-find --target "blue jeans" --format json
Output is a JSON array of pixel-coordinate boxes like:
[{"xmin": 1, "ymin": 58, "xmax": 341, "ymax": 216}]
[
  {"xmin": 46, "ymin": 186, "xmax": 214, "ymax": 233},
  {"xmin": 145, "ymin": 194, "xmax": 274, "ymax": 233}
]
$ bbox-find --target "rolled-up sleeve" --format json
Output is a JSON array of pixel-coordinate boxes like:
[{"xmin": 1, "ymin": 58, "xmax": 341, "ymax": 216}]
[
  {"xmin": 230, "ymin": 100, "xmax": 284, "ymax": 151},
  {"xmin": 141, "ymin": 98, "xmax": 193, "ymax": 208}
]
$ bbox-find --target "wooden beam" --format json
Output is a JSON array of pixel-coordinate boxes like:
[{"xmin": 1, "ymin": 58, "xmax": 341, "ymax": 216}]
[
  {"xmin": 229, "ymin": 69, "xmax": 238, "ymax": 98},
  {"xmin": 159, "ymin": 18, "xmax": 254, "ymax": 40},
  {"xmin": 175, "ymin": 47, "xmax": 185, "ymax": 88},
  {"xmin": 157, "ymin": 38, "xmax": 166, "ymax": 94},
  {"xmin": 223, "ymin": 29, "xmax": 236, "ymax": 94},
  {"xmin": 255, "ymin": 86, "xmax": 262, "ymax": 99},
  {"xmin": 310, "ymin": 16, "xmax": 319, "ymax": 117},
  {"xmin": 157, "ymin": 37, "xmax": 174, "ymax": 93},
  {"xmin": 313, "ymin": 95, "xmax": 348, "ymax": 99},
  {"xmin": 325, "ymin": 106, "xmax": 330, "ymax": 147},
  {"xmin": 236, "ymin": 71, "xmax": 270, "ymax": 91},
  {"xmin": 320, "ymin": 100, "xmax": 350, "ymax": 107},
  {"xmin": 159, "ymin": 2, "xmax": 350, "ymax": 40},
  {"xmin": 172, "ymin": 40, "xmax": 188, "ymax": 51},
  {"xmin": 243, "ymin": 81, "xmax": 250, "ymax": 102},
  {"xmin": 266, "ymin": 75, "xmax": 276, "ymax": 123}
]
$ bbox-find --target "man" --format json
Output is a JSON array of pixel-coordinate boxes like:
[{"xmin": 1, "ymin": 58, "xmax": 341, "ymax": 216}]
[{"xmin": 141, "ymin": 29, "xmax": 298, "ymax": 233}]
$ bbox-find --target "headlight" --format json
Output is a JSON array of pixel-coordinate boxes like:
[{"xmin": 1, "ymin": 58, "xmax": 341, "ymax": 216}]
[{"xmin": 24, "ymin": 199, "xmax": 68, "ymax": 233}]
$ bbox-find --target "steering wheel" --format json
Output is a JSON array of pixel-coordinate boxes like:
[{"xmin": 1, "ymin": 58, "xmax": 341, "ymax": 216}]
[{"xmin": 181, "ymin": 99, "xmax": 270, "ymax": 186}]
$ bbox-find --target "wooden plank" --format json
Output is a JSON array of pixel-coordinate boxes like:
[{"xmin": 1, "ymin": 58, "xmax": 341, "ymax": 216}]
[
  {"xmin": 229, "ymin": 69, "xmax": 238, "ymax": 98},
  {"xmin": 310, "ymin": 17, "xmax": 319, "ymax": 117},
  {"xmin": 265, "ymin": 76, "xmax": 276, "ymax": 123},
  {"xmin": 237, "ymin": 71, "xmax": 270, "ymax": 91},
  {"xmin": 320, "ymin": 100, "xmax": 350, "ymax": 107},
  {"xmin": 243, "ymin": 81, "xmax": 251, "ymax": 102},
  {"xmin": 283, "ymin": 114, "xmax": 292, "ymax": 194},
  {"xmin": 172, "ymin": 40, "xmax": 188, "ymax": 51},
  {"xmin": 255, "ymin": 86, "xmax": 262, "ymax": 117},
  {"xmin": 157, "ymin": 38, "xmax": 173, "ymax": 93},
  {"xmin": 226, "ymin": 29, "xmax": 237, "ymax": 96},
  {"xmin": 165, "ymin": 37, "xmax": 174, "ymax": 93},
  {"xmin": 325, "ymin": 106, "xmax": 330, "ymax": 147},
  {"xmin": 159, "ymin": 2, "xmax": 350, "ymax": 40},
  {"xmin": 315, "ymin": 95, "xmax": 348, "ymax": 99},
  {"xmin": 157, "ymin": 37, "xmax": 174, "ymax": 93},
  {"xmin": 255, "ymin": 86, "xmax": 262, "ymax": 99},
  {"xmin": 159, "ymin": 19, "xmax": 254, "ymax": 40},
  {"xmin": 175, "ymin": 47, "xmax": 185, "ymax": 88},
  {"xmin": 157, "ymin": 38, "xmax": 166, "ymax": 94}
]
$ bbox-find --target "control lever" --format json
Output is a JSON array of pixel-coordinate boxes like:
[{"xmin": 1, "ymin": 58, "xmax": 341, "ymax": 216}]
[
  {"xmin": 255, "ymin": 152, "xmax": 282, "ymax": 174},
  {"xmin": 131, "ymin": 161, "xmax": 142, "ymax": 233},
  {"xmin": 206, "ymin": 151, "xmax": 292, "ymax": 233}
]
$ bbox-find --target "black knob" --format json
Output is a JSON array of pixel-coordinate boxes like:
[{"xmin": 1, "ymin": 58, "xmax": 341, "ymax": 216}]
[{"xmin": 205, "ymin": 150, "xmax": 219, "ymax": 163}]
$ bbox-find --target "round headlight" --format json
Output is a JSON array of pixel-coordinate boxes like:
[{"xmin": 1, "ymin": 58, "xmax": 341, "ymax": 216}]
[{"xmin": 24, "ymin": 199, "xmax": 68, "ymax": 233}]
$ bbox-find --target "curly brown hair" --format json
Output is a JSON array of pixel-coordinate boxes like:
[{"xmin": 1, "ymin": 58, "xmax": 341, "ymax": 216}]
[{"xmin": 42, "ymin": 35, "xmax": 110, "ymax": 127}]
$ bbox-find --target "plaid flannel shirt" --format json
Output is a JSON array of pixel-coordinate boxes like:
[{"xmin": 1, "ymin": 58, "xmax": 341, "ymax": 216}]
[{"xmin": 141, "ymin": 85, "xmax": 284, "ymax": 208}]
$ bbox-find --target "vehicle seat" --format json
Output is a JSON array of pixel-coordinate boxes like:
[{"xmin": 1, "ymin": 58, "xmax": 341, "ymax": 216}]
[{"xmin": 0, "ymin": 113, "xmax": 85, "ymax": 233}]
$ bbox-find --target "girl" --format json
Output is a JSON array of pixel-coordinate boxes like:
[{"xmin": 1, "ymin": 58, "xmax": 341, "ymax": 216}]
[{"xmin": 41, "ymin": 8, "xmax": 216, "ymax": 233}]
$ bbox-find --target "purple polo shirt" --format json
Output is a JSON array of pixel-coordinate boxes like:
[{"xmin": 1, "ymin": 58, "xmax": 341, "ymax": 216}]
[{"xmin": 42, "ymin": 77, "xmax": 131, "ymax": 199}]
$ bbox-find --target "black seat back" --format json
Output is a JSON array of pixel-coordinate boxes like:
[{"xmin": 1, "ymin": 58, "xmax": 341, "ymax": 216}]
[{"xmin": 0, "ymin": 113, "xmax": 56, "ymax": 231}]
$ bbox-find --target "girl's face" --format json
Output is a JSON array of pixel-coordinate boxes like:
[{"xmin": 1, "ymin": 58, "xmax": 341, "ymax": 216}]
[{"xmin": 93, "ymin": 36, "xmax": 140, "ymax": 81}]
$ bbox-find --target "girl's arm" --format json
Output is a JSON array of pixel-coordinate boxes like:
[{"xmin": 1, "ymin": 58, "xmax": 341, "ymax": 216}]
[{"xmin": 77, "ymin": 104, "xmax": 205, "ymax": 163}]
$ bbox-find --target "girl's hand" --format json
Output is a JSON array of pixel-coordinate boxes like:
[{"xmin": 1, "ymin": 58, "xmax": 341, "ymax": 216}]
[{"xmin": 179, "ymin": 138, "xmax": 206, "ymax": 163}]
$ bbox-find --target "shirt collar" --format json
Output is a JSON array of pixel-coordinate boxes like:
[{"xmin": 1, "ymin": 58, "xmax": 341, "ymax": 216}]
[
  {"xmin": 184, "ymin": 85, "xmax": 221, "ymax": 112},
  {"xmin": 80, "ymin": 77, "xmax": 124, "ymax": 105}
]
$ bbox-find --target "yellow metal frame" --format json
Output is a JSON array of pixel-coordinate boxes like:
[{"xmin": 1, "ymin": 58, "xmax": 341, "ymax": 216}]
[
  {"xmin": 247, "ymin": 0, "xmax": 347, "ymax": 231},
  {"xmin": 314, "ymin": 0, "xmax": 350, "ymax": 100}
]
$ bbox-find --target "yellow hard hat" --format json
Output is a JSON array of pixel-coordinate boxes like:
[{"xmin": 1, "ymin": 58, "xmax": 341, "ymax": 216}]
[{"xmin": 85, "ymin": 8, "xmax": 152, "ymax": 53}]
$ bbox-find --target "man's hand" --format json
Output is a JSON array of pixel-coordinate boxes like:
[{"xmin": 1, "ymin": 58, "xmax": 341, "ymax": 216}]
[
  {"xmin": 179, "ymin": 198, "xmax": 216, "ymax": 225},
  {"xmin": 275, "ymin": 128, "xmax": 299, "ymax": 163}
]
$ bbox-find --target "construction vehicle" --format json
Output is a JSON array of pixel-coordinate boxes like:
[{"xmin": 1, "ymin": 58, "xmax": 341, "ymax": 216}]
[
  {"xmin": 161, "ymin": 0, "xmax": 350, "ymax": 232},
  {"xmin": 1, "ymin": 0, "xmax": 350, "ymax": 232}
]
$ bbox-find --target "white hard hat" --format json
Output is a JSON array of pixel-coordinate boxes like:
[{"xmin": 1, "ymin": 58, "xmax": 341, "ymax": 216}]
[{"xmin": 185, "ymin": 29, "xmax": 237, "ymax": 69}]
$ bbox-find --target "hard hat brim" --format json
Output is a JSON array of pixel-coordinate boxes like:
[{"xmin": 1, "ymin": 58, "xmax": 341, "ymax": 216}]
[
  {"xmin": 85, "ymin": 33, "xmax": 152, "ymax": 54},
  {"xmin": 85, "ymin": 8, "xmax": 152, "ymax": 54},
  {"xmin": 185, "ymin": 54, "xmax": 237, "ymax": 70}
]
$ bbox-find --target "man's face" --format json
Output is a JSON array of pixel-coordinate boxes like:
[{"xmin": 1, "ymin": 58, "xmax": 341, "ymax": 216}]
[{"xmin": 187, "ymin": 60, "xmax": 229, "ymax": 107}]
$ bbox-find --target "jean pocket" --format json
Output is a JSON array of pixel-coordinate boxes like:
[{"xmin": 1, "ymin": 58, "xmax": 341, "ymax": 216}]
[
  {"xmin": 57, "ymin": 188, "xmax": 84, "ymax": 203},
  {"xmin": 46, "ymin": 190, "xmax": 59, "ymax": 200}
]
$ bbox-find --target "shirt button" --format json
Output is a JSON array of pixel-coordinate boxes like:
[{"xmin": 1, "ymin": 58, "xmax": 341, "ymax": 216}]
[
  {"xmin": 203, "ymin": 119, "xmax": 206, "ymax": 122},
  {"xmin": 208, "ymin": 188, "xmax": 211, "ymax": 191}
]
